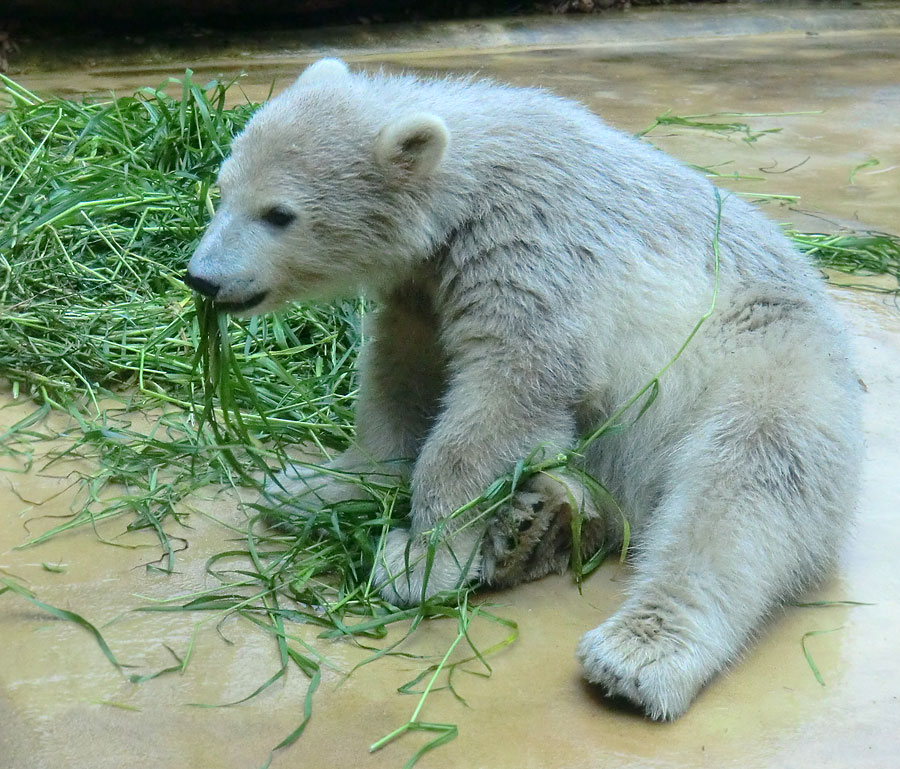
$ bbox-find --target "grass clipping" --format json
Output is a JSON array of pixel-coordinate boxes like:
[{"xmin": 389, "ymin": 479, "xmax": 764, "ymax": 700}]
[{"xmin": 1, "ymin": 74, "xmax": 897, "ymax": 766}]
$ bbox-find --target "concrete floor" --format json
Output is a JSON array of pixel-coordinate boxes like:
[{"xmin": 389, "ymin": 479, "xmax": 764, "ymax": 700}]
[{"xmin": 2, "ymin": 5, "xmax": 899, "ymax": 769}]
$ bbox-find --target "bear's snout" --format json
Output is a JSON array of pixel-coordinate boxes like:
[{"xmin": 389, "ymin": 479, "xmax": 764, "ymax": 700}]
[
  {"xmin": 183, "ymin": 271, "xmax": 269, "ymax": 313},
  {"xmin": 183, "ymin": 271, "xmax": 220, "ymax": 299}
]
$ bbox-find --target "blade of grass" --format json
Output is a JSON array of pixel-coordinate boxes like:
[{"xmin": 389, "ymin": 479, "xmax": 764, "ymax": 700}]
[
  {"xmin": 801, "ymin": 626, "xmax": 844, "ymax": 686},
  {"xmin": 1, "ymin": 577, "xmax": 124, "ymax": 670}
]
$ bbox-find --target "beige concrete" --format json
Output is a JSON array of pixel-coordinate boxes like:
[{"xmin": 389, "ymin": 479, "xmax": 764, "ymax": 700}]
[{"xmin": 2, "ymin": 9, "xmax": 899, "ymax": 769}]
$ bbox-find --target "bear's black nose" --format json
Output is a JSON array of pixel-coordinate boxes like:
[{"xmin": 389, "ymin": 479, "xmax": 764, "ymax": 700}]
[{"xmin": 183, "ymin": 272, "xmax": 220, "ymax": 298}]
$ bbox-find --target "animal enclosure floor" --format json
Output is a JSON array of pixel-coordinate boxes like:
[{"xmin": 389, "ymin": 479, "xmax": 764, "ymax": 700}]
[{"xmin": 2, "ymin": 5, "xmax": 900, "ymax": 768}]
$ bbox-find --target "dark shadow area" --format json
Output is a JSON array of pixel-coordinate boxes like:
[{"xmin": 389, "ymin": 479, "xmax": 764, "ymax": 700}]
[
  {"xmin": 0, "ymin": 0, "xmax": 731, "ymax": 57},
  {"xmin": 0, "ymin": 0, "xmax": 730, "ymax": 75},
  {"xmin": 579, "ymin": 676, "xmax": 658, "ymax": 719},
  {"xmin": 5, "ymin": 0, "xmax": 725, "ymax": 33}
]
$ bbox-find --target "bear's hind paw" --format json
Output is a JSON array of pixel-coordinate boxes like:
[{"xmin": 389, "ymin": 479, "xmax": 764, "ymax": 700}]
[{"xmin": 577, "ymin": 606, "xmax": 718, "ymax": 720}]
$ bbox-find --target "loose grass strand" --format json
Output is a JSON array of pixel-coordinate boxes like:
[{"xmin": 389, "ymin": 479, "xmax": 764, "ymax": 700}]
[
  {"xmin": 0, "ymin": 576, "xmax": 124, "ymax": 670},
  {"xmin": 800, "ymin": 626, "xmax": 845, "ymax": 687}
]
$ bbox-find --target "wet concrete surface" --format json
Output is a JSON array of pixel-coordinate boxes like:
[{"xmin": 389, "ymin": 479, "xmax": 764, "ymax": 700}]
[
  {"xmin": 2, "ymin": 6, "xmax": 900, "ymax": 769},
  {"xmin": 11, "ymin": 10, "xmax": 900, "ymax": 235}
]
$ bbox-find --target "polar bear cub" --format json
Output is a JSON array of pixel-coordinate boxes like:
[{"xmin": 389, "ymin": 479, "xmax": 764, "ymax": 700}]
[{"xmin": 185, "ymin": 59, "xmax": 861, "ymax": 720}]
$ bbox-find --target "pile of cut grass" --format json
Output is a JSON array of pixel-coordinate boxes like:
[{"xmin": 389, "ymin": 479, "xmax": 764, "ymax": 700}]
[
  {"xmin": 0, "ymin": 73, "xmax": 368, "ymax": 554},
  {"xmin": 0, "ymin": 74, "xmax": 358, "ymax": 438},
  {"xmin": 1, "ymin": 77, "xmax": 897, "ymax": 767},
  {"xmin": 0, "ymin": 73, "xmax": 515, "ymax": 767}
]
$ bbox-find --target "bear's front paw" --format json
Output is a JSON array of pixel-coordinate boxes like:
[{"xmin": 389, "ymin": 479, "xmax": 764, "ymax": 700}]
[
  {"xmin": 481, "ymin": 473, "xmax": 604, "ymax": 588},
  {"xmin": 373, "ymin": 529, "xmax": 482, "ymax": 607},
  {"xmin": 259, "ymin": 462, "xmax": 373, "ymax": 530},
  {"xmin": 576, "ymin": 605, "xmax": 717, "ymax": 720}
]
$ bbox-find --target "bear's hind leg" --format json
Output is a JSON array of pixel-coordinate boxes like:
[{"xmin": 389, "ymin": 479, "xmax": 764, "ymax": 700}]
[{"xmin": 577, "ymin": 394, "xmax": 858, "ymax": 719}]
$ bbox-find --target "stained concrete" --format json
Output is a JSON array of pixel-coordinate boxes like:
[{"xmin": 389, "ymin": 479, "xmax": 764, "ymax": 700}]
[{"xmin": 2, "ymin": 6, "xmax": 899, "ymax": 769}]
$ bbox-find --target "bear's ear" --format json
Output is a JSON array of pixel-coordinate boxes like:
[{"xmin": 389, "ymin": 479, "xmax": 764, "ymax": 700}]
[
  {"xmin": 374, "ymin": 113, "xmax": 450, "ymax": 178},
  {"xmin": 295, "ymin": 58, "xmax": 351, "ymax": 86}
]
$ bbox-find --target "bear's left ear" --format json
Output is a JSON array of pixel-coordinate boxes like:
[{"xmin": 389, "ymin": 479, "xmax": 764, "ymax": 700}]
[
  {"xmin": 295, "ymin": 58, "xmax": 351, "ymax": 86},
  {"xmin": 374, "ymin": 113, "xmax": 450, "ymax": 178}
]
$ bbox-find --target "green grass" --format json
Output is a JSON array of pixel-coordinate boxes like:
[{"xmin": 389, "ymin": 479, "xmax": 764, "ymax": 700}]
[
  {"xmin": 635, "ymin": 109, "xmax": 804, "ymax": 143},
  {"xmin": 1, "ymin": 78, "xmax": 896, "ymax": 766},
  {"xmin": 0, "ymin": 71, "xmax": 521, "ymax": 768},
  {"xmin": 0, "ymin": 72, "xmax": 363, "ymax": 564},
  {"xmin": 787, "ymin": 229, "xmax": 900, "ymax": 292}
]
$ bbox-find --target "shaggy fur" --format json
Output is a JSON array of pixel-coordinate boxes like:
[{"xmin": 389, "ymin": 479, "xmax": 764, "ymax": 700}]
[{"xmin": 186, "ymin": 59, "xmax": 862, "ymax": 720}]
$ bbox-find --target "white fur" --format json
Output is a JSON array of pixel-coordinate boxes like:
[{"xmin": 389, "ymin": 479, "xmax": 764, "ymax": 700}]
[
  {"xmin": 186, "ymin": 60, "xmax": 862, "ymax": 720},
  {"xmin": 295, "ymin": 57, "xmax": 350, "ymax": 86},
  {"xmin": 374, "ymin": 113, "xmax": 450, "ymax": 178}
]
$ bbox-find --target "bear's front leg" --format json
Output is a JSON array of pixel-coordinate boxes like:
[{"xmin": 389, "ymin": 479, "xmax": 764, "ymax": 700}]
[
  {"xmin": 375, "ymin": 526, "xmax": 484, "ymax": 605},
  {"xmin": 373, "ymin": 336, "xmax": 578, "ymax": 606},
  {"xmin": 262, "ymin": 447, "xmax": 407, "ymax": 527},
  {"xmin": 262, "ymin": 283, "xmax": 445, "ymax": 528}
]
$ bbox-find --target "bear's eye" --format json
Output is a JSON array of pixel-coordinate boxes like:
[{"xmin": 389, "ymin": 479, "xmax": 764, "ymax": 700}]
[{"xmin": 260, "ymin": 206, "xmax": 297, "ymax": 228}]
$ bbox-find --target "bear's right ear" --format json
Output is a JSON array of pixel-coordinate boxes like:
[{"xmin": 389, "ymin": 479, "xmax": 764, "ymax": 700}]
[
  {"xmin": 374, "ymin": 113, "xmax": 450, "ymax": 179},
  {"xmin": 295, "ymin": 58, "xmax": 351, "ymax": 86}
]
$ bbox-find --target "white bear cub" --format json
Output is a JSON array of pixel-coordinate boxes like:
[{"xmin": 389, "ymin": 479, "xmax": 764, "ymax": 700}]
[{"xmin": 186, "ymin": 59, "xmax": 861, "ymax": 720}]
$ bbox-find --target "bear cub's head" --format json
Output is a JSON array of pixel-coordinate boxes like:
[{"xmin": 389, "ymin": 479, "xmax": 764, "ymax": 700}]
[{"xmin": 185, "ymin": 58, "xmax": 450, "ymax": 315}]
